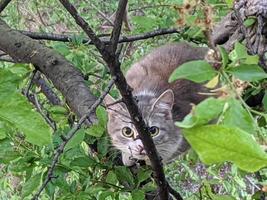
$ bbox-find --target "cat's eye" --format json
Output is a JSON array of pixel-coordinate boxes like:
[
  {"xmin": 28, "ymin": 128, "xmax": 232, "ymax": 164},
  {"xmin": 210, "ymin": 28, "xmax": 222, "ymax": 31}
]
[
  {"xmin": 122, "ymin": 126, "xmax": 134, "ymax": 138},
  {"xmin": 149, "ymin": 126, "xmax": 159, "ymax": 137}
]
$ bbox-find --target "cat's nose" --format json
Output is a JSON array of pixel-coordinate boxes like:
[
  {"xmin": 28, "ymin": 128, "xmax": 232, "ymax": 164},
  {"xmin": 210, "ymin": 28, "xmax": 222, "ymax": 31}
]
[{"xmin": 138, "ymin": 145, "xmax": 146, "ymax": 155}]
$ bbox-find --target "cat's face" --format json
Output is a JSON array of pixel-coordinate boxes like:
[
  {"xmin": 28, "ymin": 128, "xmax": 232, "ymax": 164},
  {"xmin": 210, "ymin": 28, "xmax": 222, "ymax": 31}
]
[{"xmin": 104, "ymin": 90, "xmax": 185, "ymax": 166}]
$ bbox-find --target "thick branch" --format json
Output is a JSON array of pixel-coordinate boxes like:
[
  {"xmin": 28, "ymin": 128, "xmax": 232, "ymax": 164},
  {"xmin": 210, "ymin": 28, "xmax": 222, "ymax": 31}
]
[
  {"xmin": 0, "ymin": 0, "xmax": 12, "ymax": 13},
  {"xmin": 0, "ymin": 19, "xmax": 96, "ymax": 120},
  {"xmin": 212, "ymin": 0, "xmax": 267, "ymax": 59}
]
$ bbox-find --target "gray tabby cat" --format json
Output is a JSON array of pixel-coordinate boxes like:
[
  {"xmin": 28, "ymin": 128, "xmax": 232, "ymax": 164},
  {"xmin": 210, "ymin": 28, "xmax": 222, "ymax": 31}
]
[{"xmin": 104, "ymin": 43, "xmax": 209, "ymax": 166}]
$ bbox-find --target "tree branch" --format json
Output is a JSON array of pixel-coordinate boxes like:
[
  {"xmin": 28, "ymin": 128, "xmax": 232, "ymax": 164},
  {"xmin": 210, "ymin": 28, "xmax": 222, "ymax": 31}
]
[
  {"xmin": 32, "ymin": 76, "xmax": 116, "ymax": 200},
  {"xmin": 18, "ymin": 28, "xmax": 179, "ymax": 44},
  {"xmin": 33, "ymin": 93, "xmax": 57, "ymax": 131},
  {"xmin": 211, "ymin": 0, "xmax": 267, "ymax": 63},
  {"xmin": 32, "ymin": 72, "xmax": 62, "ymax": 106},
  {"xmin": 0, "ymin": 19, "xmax": 96, "ymax": 121},
  {"xmin": 0, "ymin": 0, "xmax": 12, "ymax": 13},
  {"xmin": 59, "ymin": 0, "xmax": 107, "ymax": 56},
  {"xmin": 109, "ymin": 0, "xmax": 128, "ymax": 54},
  {"xmin": 59, "ymin": 0, "xmax": 177, "ymax": 199}
]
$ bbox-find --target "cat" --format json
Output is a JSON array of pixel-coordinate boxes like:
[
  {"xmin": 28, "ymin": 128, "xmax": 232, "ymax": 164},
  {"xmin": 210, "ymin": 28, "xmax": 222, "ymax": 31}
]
[{"xmin": 104, "ymin": 43, "xmax": 209, "ymax": 166}]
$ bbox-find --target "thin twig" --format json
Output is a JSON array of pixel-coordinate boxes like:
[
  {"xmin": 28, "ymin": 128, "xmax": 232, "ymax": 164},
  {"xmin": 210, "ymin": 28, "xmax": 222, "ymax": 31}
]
[
  {"xmin": 32, "ymin": 72, "xmax": 62, "ymax": 106},
  {"xmin": 23, "ymin": 70, "xmax": 57, "ymax": 130},
  {"xmin": 59, "ymin": 0, "xmax": 106, "ymax": 54},
  {"xmin": 109, "ymin": 0, "xmax": 128, "ymax": 54},
  {"xmin": 24, "ymin": 70, "xmax": 38, "ymax": 98},
  {"xmin": 32, "ymin": 76, "xmax": 116, "ymax": 200},
  {"xmin": 90, "ymin": 2, "xmax": 114, "ymax": 26},
  {"xmin": 0, "ymin": 0, "xmax": 12, "ymax": 13},
  {"xmin": 33, "ymin": 93, "xmax": 57, "ymax": 130},
  {"xmin": 129, "ymin": 4, "xmax": 172, "ymax": 12},
  {"xmin": 18, "ymin": 28, "xmax": 179, "ymax": 45}
]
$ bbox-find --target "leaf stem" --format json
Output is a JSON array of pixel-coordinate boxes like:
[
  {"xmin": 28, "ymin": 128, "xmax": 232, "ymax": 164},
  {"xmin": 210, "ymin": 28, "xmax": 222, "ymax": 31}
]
[{"xmin": 221, "ymin": 71, "xmax": 262, "ymax": 134}]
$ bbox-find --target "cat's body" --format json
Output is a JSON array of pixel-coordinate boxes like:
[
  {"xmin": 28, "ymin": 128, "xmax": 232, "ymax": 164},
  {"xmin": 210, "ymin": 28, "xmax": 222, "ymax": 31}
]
[{"xmin": 105, "ymin": 43, "xmax": 209, "ymax": 166}]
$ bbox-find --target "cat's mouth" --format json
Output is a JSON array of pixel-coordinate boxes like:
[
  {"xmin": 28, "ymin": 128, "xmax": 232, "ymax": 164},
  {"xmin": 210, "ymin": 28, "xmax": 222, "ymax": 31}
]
[
  {"xmin": 132, "ymin": 152, "xmax": 147, "ymax": 160},
  {"xmin": 132, "ymin": 154, "xmax": 148, "ymax": 161}
]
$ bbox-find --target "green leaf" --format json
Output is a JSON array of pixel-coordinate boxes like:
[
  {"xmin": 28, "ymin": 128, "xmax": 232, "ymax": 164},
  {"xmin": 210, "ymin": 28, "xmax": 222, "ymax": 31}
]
[
  {"xmin": 211, "ymin": 195, "xmax": 236, "ymax": 200},
  {"xmin": 185, "ymin": 15, "xmax": 197, "ymax": 25},
  {"xmin": 225, "ymin": 0, "xmax": 234, "ymax": 7},
  {"xmin": 218, "ymin": 46, "xmax": 229, "ymax": 68},
  {"xmin": 244, "ymin": 17, "xmax": 256, "ymax": 27},
  {"xmin": 0, "ymin": 69, "xmax": 52, "ymax": 146},
  {"xmin": 65, "ymin": 129, "xmax": 85, "ymax": 150},
  {"xmin": 0, "ymin": 121, "xmax": 7, "ymax": 139},
  {"xmin": 70, "ymin": 156, "xmax": 95, "ymax": 168},
  {"xmin": 97, "ymin": 136, "xmax": 109, "ymax": 156},
  {"xmin": 9, "ymin": 63, "xmax": 30, "ymax": 77},
  {"xmin": 263, "ymin": 91, "xmax": 267, "ymax": 111},
  {"xmin": 131, "ymin": 190, "xmax": 145, "ymax": 200},
  {"xmin": 85, "ymin": 107, "xmax": 107, "ymax": 138},
  {"xmin": 229, "ymin": 43, "xmax": 248, "ymax": 62},
  {"xmin": 49, "ymin": 106, "xmax": 68, "ymax": 115},
  {"xmin": 22, "ymin": 172, "xmax": 44, "ymax": 198},
  {"xmin": 203, "ymin": 182, "xmax": 236, "ymax": 200},
  {"xmin": 183, "ymin": 125, "xmax": 267, "ymax": 172},
  {"xmin": 106, "ymin": 171, "xmax": 118, "ymax": 185},
  {"xmin": 132, "ymin": 16, "xmax": 158, "ymax": 32},
  {"xmin": 169, "ymin": 60, "xmax": 217, "ymax": 83},
  {"xmin": 96, "ymin": 106, "xmax": 108, "ymax": 126},
  {"xmin": 115, "ymin": 166, "xmax": 134, "ymax": 186},
  {"xmin": 99, "ymin": 191, "xmax": 114, "ymax": 200},
  {"xmin": 235, "ymin": 42, "xmax": 248, "ymax": 59},
  {"xmin": 0, "ymin": 139, "xmax": 21, "ymax": 163},
  {"xmin": 137, "ymin": 168, "xmax": 152, "ymax": 186},
  {"xmin": 86, "ymin": 124, "xmax": 104, "ymax": 137},
  {"xmin": 176, "ymin": 98, "xmax": 225, "ymax": 128},
  {"xmin": 53, "ymin": 43, "xmax": 70, "ymax": 56},
  {"xmin": 244, "ymin": 55, "xmax": 259, "ymax": 65},
  {"xmin": 228, "ymin": 64, "xmax": 267, "ymax": 81},
  {"xmin": 9, "ymin": 155, "xmax": 37, "ymax": 173},
  {"xmin": 221, "ymin": 98, "xmax": 255, "ymax": 133}
]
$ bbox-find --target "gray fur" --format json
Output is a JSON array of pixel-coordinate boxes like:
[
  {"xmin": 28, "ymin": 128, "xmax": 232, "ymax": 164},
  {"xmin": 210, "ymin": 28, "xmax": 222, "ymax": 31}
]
[{"xmin": 105, "ymin": 43, "xmax": 209, "ymax": 166}]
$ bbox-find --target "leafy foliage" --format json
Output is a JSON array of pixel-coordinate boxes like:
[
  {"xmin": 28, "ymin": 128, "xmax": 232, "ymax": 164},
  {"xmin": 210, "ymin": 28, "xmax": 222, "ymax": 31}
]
[
  {"xmin": 184, "ymin": 125, "xmax": 267, "ymax": 172},
  {"xmin": 0, "ymin": 0, "xmax": 266, "ymax": 200},
  {"xmin": 0, "ymin": 69, "xmax": 52, "ymax": 145}
]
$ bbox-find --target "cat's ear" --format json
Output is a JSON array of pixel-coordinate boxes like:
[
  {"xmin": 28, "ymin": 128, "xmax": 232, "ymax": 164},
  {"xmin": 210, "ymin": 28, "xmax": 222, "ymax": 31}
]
[
  {"xmin": 104, "ymin": 94, "xmax": 126, "ymax": 116},
  {"xmin": 151, "ymin": 89, "xmax": 174, "ymax": 118}
]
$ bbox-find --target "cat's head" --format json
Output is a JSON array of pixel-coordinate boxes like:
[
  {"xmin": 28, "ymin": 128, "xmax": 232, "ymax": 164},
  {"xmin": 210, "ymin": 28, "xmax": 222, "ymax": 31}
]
[{"xmin": 104, "ymin": 89, "xmax": 186, "ymax": 166}]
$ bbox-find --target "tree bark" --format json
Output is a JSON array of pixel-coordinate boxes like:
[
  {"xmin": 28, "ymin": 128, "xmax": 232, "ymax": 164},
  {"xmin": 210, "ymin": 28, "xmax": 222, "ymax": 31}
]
[{"xmin": 0, "ymin": 19, "xmax": 96, "ymax": 120}]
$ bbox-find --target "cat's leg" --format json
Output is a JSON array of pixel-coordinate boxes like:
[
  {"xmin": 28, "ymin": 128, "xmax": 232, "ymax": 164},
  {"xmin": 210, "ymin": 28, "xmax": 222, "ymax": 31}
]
[{"xmin": 121, "ymin": 152, "xmax": 136, "ymax": 166}]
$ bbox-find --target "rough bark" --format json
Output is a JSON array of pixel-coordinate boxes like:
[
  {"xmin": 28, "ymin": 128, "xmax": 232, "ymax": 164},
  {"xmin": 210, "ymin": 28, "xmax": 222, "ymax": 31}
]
[
  {"xmin": 0, "ymin": 19, "xmax": 96, "ymax": 120},
  {"xmin": 212, "ymin": 0, "xmax": 267, "ymax": 59}
]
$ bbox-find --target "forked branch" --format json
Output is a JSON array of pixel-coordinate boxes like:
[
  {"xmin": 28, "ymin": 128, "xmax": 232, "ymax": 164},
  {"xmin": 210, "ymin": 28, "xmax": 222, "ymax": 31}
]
[
  {"xmin": 18, "ymin": 28, "xmax": 179, "ymax": 44},
  {"xmin": 59, "ymin": 0, "xmax": 182, "ymax": 199}
]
